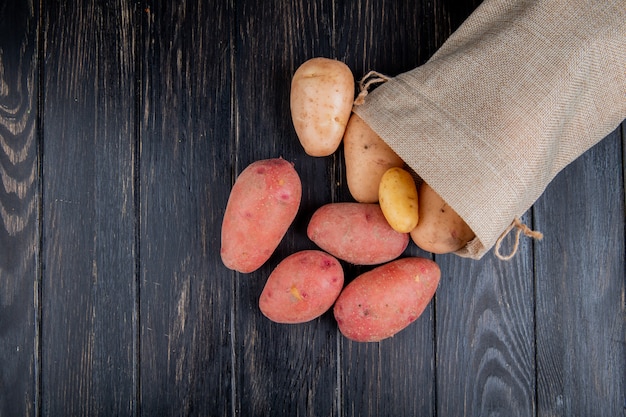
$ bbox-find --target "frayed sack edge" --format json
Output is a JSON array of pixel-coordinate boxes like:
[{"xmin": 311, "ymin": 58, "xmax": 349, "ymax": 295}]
[{"xmin": 353, "ymin": 72, "xmax": 543, "ymax": 261}]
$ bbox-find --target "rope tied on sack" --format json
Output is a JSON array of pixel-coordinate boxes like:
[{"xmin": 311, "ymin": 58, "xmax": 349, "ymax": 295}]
[
  {"xmin": 494, "ymin": 217, "xmax": 543, "ymax": 260},
  {"xmin": 354, "ymin": 71, "xmax": 391, "ymax": 106}
]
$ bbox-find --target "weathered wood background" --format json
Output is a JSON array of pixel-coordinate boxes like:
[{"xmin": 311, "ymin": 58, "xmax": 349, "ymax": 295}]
[{"xmin": 0, "ymin": 0, "xmax": 624, "ymax": 416}]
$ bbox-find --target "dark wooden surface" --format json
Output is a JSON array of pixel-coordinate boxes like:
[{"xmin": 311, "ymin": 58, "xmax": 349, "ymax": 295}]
[{"xmin": 0, "ymin": 0, "xmax": 624, "ymax": 416}]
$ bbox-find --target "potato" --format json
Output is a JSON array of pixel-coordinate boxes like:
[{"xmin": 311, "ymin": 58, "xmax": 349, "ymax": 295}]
[
  {"xmin": 290, "ymin": 57, "xmax": 355, "ymax": 157},
  {"xmin": 221, "ymin": 158, "xmax": 302, "ymax": 273},
  {"xmin": 333, "ymin": 257, "xmax": 440, "ymax": 342},
  {"xmin": 259, "ymin": 250, "xmax": 344, "ymax": 324},
  {"xmin": 307, "ymin": 202, "xmax": 409, "ymax": 265},
  {"xmin": 410, "ymin": 182, "xmax": 475, "ymax": 254},
  {"xmin": 343, "ymin": 114, "xmax": 404, "ymax": 203},
  {"xmin": 378, "ymin": 167, "xmax": 419, "ymax": 233}
]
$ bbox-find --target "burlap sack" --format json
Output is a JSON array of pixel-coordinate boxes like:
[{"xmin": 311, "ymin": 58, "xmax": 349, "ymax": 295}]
[{"xmin": 353, "ymin": 0, "xmax": 626, "ymax": 259}]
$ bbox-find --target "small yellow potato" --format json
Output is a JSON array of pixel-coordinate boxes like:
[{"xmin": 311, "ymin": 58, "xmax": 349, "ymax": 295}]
[
  {"xmin": 290, "ymin": 57, "xmax": 355, "ymax": 157},
  {"xmin": 410, "ymin": 182, "xmax": 475, "ymax": 254},
  {"xmin": 343, "ymin": 114, "xmax": 404, "ymax": 203},
  {"xmin": 378, "ymin": 167, "xmax": 419, "ymax": 233}
]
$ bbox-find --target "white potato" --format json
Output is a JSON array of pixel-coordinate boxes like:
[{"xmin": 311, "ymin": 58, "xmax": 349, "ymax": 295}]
[
  {"xmin": 410, "ymin": 182, "xmax": 475, "ymax": 253},
  {"xmin": 290, "ymin": 57, "xmax": 354, "ymax": 157},
  {"xmin": 343, "ymin": 113, "xmax": 404, "ymax": 203}
]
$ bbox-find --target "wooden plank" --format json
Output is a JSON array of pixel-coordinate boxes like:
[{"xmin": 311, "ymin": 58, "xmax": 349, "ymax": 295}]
[
  {"xmin": 337, "ymin": 1, "xmax": 498, "ymax": 416},
  {"xmin": 332, "ymin": 1, "xmax": 445, "ymax": 415},
  {"xmin": 0, "ymin": 1, "xmax": 38, "ymax": 416},
  {"xmin": 435, "ymin": 243, "xmax": 536, "ymax": 416},
  {"xmin": 430, "ymin": 0, "xmax": 539, "ymax": 386},
  {"xmin": 397, "ymin": 1, "xmax": 537, "ymax": 415},
  {"xmin": 534, "ymin": 128, "xmax": 625, "ymax": 415},
  {"xmin": 138, "ymin": 1, "xmax": 235, "ymax": 415},
  {"xmin": 41, "ymin": 1, "xmax": 137, "ymax": 415},
  {"xmin": 232, "ymin": 2, "xmax": 342, "ymax": 416}
]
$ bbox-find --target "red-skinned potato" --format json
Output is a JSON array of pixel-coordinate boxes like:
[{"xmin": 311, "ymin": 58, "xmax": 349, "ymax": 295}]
[
  {"xmin": 221, "ymin": 158, "xmax": 301, "ymax": 273},
  {"xmin": 410, "ymin": 182, "xmax": 475, "ymax": 254},
  {"xmin": 333, "ymin": 257, "xmax": 440, "ymax": 342},
  {"xmin": 290, "ymin": 57, "xmax": 355, "ymax": 157},
  {"xmin": 259, "ymin": 250, "xmax": 344, "ymax": 324},
  {"xmin": 307, "ymin": 202, "xmax": 409, "ymax": 265}
]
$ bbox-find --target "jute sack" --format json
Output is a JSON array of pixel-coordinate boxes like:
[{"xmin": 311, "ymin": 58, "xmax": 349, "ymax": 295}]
[{"xmin": 353, "ymin": 0, "xmax": 626, "ymax": 260}]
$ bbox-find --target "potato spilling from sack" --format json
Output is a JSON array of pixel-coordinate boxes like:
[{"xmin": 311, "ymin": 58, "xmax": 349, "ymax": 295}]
[
  {"xmin": 333, "ymin": 257, "xmax": 440, "ymax": 342},
  {"xmin": 290, "ymin": 57, "xmax": 355, "ymax": 157},
  {"xmin": 343, "ymin": 114, "xmax": 404, "ymax": 203},
  {"xmin": 219, "ymin": 57, "xmax": 480, "ymax": 343},
  {"xmin": 221, "ymin": 158, "xmax": 301, "ymax": 273},
  {"xmin": 378, "ymin": 167, "xmax": 419, "ymax": 233},
  {"xmin": 410, "ymin": 182, "xmax": 475, "ymax": 254}
]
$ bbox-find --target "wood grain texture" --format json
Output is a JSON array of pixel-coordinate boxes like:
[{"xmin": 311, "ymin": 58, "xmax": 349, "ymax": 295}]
[
  {"xmin": 139, "ymin": 1, "xmax": 235, "ymax": 415},
  {"xmin": 416, "ymin": 2, "xmax": 537, "ymax": 416},
  {"xmin": 232, "ymin": 2, "xmax": 341, "ymax": 416},
  {"xmin": 0, "ymin": 1, "xmax": 624, "ymax": 416},
  {"xmin": 332, "ymin": 1, "xmax": 453, "ymax": 415},
  {"xmin": 0, "ymin": 1, "xmax": 38, "ymax": 416},
  {"xmin": 41, "ymin": 1, "xmax": 137, "ymax": 415},
  {"xmin": 435, "ymin": 239, "xmax": 536, "ymax": 416},
  {"xmin": 534, "ymin": 128, "xmax": 625, "ymax": 416}
]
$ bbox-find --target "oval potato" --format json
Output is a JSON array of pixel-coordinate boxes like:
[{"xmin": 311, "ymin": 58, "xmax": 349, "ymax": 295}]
[
  {"xmin": 290, "ymin": 57, "xmax": 355, "ymax": 157},
  {"xmin": 378, "ymin": 167, "xmax": 419, "ymax": 233},
  {"xmin": 343, "ymin": 114, "xmax": 404, "ymax": 203},
  {"xmin": 221, "ymin": 158, "xmax": 302, "ymax": 273},
  {"xmin": 333, "ymin": 257, "xmax": 440, "ymax": 342},
  {"xmin": 259, "ymin": 250, "xmax": 344, "ymax": 324},
  {"xmin": 307, "ymin": 202, "xmax": 408, "ymax": 265},
  {"xmin": 410, "ymin": 182, "xmax": 475, "ymax": 254}
]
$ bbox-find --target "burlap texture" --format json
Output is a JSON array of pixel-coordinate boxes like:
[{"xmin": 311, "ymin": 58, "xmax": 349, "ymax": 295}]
[{"xmin": 354, "ymin": 0, "xmax": 626, "ymax": 259}]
